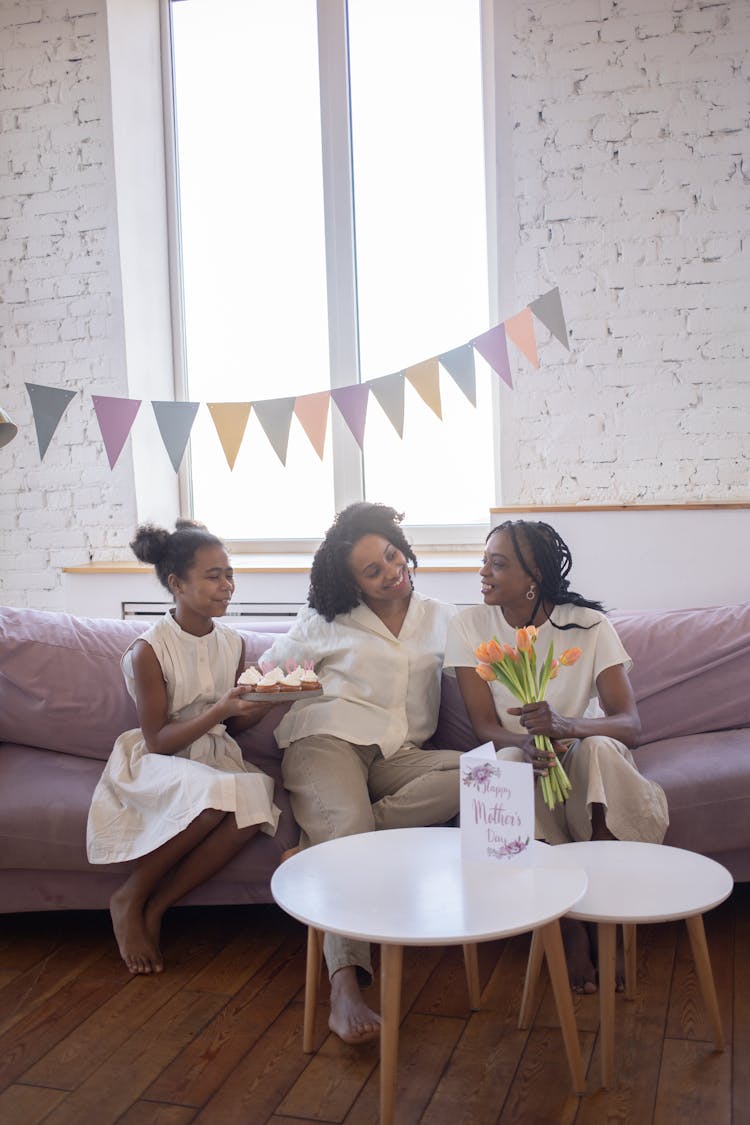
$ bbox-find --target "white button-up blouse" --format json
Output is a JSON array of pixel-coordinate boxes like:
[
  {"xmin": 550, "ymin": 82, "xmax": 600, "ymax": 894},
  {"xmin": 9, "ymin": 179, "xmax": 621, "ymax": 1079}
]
[{"xmin": 259, "ymin": 591, "xmax": 457, "ymax": 758}]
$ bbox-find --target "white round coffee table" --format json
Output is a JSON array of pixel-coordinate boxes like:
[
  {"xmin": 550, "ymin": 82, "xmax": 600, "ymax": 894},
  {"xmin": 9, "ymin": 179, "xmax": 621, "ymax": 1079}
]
[
  {"xmin": 517, "ymin": 840, "xmax": 734, "ymax": 1088},
  {"xmin": 271, "ymin": 827, "xmax": 588, "ymax": 1125}
]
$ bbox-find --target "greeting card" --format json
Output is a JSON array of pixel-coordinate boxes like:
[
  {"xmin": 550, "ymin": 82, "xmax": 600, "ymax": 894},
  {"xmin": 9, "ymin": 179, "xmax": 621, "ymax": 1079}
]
[{"xmin": 460, "ymin": 743, "xmax": 534, "ymax": 865}]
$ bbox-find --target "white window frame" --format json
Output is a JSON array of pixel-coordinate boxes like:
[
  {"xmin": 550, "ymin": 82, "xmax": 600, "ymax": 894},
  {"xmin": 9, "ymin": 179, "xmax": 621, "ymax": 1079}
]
[{"xmin": 114, "ymin": 0, "xmax": 516, "ymax": 552}]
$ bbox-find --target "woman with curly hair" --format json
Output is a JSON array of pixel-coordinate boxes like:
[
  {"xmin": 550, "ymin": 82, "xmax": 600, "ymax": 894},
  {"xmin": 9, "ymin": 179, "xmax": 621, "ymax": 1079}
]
[{"xmin": 259, "ymin": 502, "xmax": 461, "ymax": 1044}]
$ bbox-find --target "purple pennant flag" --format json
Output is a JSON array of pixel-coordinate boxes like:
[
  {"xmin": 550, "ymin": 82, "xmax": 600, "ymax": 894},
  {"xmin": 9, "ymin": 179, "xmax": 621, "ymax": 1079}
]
[
  {"xmin": 25, "ymin": 382, "xmax": 77, "ymax": 460},
  {"xmin": 152, "ymin": 401, "xmax": 200, "ymax": 472},
  {"xmin": 331, "ymin": 384, "xmax": 370, "ymax": 449},
  {"xmin": 92, "ymin": 395, "xmax": 141, "ymax": 469},
  {"xmin": 471, "ymin": 324, "xmax": 513, "ymax": 388}
]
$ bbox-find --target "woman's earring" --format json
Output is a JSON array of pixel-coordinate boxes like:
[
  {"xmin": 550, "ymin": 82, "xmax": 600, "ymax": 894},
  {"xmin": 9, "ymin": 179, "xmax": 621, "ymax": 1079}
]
[{"xmin": 526, "ymin": 585, "xmax": 536, "ymax": 601}]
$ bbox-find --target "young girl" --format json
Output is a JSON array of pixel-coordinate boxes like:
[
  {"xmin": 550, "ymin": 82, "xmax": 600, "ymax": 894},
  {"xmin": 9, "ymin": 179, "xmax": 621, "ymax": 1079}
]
[{"xmin": 86, "ymin": 520, "xmax": 280, "ymax": 975}]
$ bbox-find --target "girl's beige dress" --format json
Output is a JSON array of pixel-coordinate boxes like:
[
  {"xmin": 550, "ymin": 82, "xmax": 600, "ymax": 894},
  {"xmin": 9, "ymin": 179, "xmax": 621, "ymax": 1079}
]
[{"xmin": 86, "ymin": 611, "xmax": 279, "ymax": 863}]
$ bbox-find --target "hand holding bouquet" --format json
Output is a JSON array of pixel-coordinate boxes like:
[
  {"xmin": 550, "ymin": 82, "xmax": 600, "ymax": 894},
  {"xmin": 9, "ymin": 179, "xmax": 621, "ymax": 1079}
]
[{"xmin": 474, "ymin": 627, "xmax": 582, "ymax": 810}]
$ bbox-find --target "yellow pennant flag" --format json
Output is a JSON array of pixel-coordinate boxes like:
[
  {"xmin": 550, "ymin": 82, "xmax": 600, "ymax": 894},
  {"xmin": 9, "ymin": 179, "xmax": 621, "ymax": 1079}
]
[
  {"xmin": 504, "ymin": 308, "xmax": 539, "ymax": 369},
  {"xmin": 207, "ymin": 402, "xmax": 251, "ymax": 470},
  {"xmin": 405, "ymin": 357, "xmax": 441, "ymax": 419}
]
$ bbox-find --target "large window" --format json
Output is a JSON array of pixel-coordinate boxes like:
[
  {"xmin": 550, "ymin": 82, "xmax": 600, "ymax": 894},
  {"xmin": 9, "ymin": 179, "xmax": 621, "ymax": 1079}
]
[{"xmin": 168, "ymin": 0, "xmax": 498, "ymax": 543}]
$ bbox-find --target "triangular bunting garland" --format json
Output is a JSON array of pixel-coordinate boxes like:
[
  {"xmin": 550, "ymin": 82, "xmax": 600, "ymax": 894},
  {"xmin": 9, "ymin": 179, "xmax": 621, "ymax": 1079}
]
[
  {"xmin": 19, "ymin": 290, "xmax": 567, "ymax": 468},
  {"xmin": 504, "ymin": 307, "xmax": 539, "ymax": 369},
  {"xmin": 152, "ymin": 401, "xmax": 200, "ymax": 472},
  {"xmin": 438, "ymin": 344, "xmax": 476, "ymax": 406},
  {"xmin": 25, "ymin": 382, "xmax": 77, "ymax": 460},
  {"xmin": 368, "ymin": 372, "xmax": 405, "ymax": 438},
  {"xmin": 92, "ymin": 395, "xmax": 141, "ymax": 469},
  {"xmin": 529, "ymin": 286, "xmax": 570, "ymax": 351},
  {"xmin": 331, "ymin": 384, "xmax": 370, "ymax": 449},
  {"xmin": 207, "ymin": 402, "xmax": 251, "ymax": 470},
  {"xmin": 471, "ymin": 324, "xmax": 513, "ymax": 388},
  {"xmin": 294, "ymin": 391, "xmax": 330, "ymax": 460},
  {"xmin": 405, "ymin": 357, "xmax": 442, "ymax": 419},
  {"xmin": 252, "ymin": 397, "xmax": 295, "ymax": 466}
]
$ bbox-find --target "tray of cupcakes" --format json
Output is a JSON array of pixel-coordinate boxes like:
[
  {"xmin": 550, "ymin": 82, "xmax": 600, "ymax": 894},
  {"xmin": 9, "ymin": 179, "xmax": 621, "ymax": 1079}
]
[{"xmin": 237, "ymin": 661, "xmax": 323, "ymax": 701}]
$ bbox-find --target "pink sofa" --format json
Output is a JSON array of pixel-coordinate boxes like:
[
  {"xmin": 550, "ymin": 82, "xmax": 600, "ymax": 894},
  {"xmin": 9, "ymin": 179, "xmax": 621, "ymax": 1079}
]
[{"xmin": 1, "ymin": 601, "xmax": 749, "ymax": 914}]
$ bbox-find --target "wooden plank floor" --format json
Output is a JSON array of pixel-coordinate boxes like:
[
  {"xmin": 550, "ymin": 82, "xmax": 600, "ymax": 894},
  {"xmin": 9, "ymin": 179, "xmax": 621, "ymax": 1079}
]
[{"xmin": 1, "ymin": 882, "xmax": 748, "ymax": 1124}]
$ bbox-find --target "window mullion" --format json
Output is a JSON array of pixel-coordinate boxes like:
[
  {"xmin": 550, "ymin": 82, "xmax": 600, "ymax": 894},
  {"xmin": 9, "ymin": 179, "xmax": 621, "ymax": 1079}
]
[{"xmin": 316, "ymin": 0, "xmax": 363, "ymax": 510}]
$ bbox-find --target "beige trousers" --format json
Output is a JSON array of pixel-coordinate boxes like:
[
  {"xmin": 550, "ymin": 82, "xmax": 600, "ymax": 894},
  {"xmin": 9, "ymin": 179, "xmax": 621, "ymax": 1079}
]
[
  {"xmin": 281, "ymin": 734, "xmax": 462, "ymax": 980},
  {"xmin": 496, "ymin": 736, "xmax": 669, "ymax": 846}
]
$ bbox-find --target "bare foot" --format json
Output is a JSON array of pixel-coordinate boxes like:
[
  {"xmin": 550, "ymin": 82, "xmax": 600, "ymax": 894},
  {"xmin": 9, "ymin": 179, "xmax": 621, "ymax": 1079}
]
[
  {"xmin": 560, "ymin": 917, "xmax": 597, "ymax": 994},
  {"xmin": 280, "ymin": 844, "xmax": 301, "ymax": 863},
  {"xmin": 143, "ymin": 900, "xmax": 165, "ymax": 968},
  {"xmin": 110, "ymin": 889, "xmax": 163, "ymax": 975},
  {"xmin": 328, "ymin": 966, "xmax": 381, "ymax": 1044}
]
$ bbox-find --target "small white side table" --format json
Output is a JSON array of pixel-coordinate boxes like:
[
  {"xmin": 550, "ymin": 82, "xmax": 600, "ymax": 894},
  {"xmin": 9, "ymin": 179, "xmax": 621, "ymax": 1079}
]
[
  {"xmin": 271, "ymin": 828, "xmax": 588, "ymax": 1125},
  {"xmin": 518, "ymin": 840, "xmax": 734, "ymax": 1088}
]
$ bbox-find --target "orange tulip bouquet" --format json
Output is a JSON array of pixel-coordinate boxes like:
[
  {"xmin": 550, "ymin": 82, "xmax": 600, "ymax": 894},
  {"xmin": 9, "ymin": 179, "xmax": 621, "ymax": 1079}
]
[{"xmin": 474, "ymin": 626, "xmax": 582, "ymax": 811}]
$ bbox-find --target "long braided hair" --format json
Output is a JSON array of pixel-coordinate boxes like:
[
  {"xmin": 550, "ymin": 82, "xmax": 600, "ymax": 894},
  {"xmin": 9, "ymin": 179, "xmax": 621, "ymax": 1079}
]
[
  {"xmin": 491, "ymin": 519, "xmax": 605, "ymax": 629},
  {"xmin": 309, "ymin": 502, "xmax": 417, "ymax": 622}
]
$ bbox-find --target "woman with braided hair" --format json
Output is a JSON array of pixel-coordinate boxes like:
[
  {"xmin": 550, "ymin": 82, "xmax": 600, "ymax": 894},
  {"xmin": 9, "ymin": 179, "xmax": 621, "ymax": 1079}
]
[
  {"xmin": 444, "ymin": 519, "xmax": 668, "ymax": 992},
  {"xmin": 259, "ymin": 502, "xmax": 462, "ymax": 1043}
]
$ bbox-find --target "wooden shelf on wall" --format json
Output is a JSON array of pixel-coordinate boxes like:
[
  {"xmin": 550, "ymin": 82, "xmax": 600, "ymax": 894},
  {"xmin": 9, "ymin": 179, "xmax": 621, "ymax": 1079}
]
[{"xmin": 491, "ymin": 502, "xmax": 750, "ymax": 513}]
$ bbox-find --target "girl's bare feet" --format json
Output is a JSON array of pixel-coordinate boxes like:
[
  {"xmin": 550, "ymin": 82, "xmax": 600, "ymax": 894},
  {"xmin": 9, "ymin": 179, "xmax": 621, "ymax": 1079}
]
[
  {"xmin": 328, "ymin": 966, "xmax": 381, "ymax": 1044},
  {"xmin": 560, "ymin": 917, "xmax": 597, "ymax": 994},
  {"xmin": 110, "ymin": 889, "xmax": 163, "ymax": 974}
]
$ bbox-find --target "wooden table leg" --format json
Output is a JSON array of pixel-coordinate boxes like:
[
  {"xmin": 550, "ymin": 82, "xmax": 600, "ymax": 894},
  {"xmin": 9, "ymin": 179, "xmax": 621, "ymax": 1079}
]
[
  {"xmin": 622, "ymin": 923, "xmax": 637, "ymax": 1000},
  {"xmin": 685, "ymin": 913, "xmax": 725, "ymax": 1050},
  {"xmin": 539, "ymin": 920, "xmax": 586, "ymax": 1094},
  {"xmin": 303, "ymin": 926, "xmax": 322, "ymax": 1053},
  {"xmin": 380, "ymin": 943, "xmax": 404, "ymax": 1125},
  {"xmin": 597, "ymin": 921, "xmax": 616, "ymax": 1088},
  {"xmin": 463, "ymin": 943, "xmax": 481, "ymax": 1010},
  {"xmin": 518, "ymin": 928, "xmax": 544, "ymax": 1029}
]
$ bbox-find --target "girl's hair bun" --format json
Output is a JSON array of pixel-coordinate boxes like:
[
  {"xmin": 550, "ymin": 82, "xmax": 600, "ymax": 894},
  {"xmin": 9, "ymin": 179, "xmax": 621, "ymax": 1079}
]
[
  {"xmin": 130, "ymin": 523, "xmax": 171, "ymax": 566},
  {"xmin": 129, "ymin": 520, "xmax": 224, "ymax": 592}
]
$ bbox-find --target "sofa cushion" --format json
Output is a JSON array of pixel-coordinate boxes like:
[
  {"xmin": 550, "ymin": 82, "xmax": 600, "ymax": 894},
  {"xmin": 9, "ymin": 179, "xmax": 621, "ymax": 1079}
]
[
  {"xmin": 636, "ymin": 728, "xmax": 750, "ymax": 857},
  {"xmin": 0, "ymin": 742, "xmax": 298, "ymax": 871},
  {"xmin": 611, "ymin": 603, "xmax": 750, "ymax": 745},
  {"xmin": 0, "ymin": 606, "xmax": 287, "ymax": 761}
]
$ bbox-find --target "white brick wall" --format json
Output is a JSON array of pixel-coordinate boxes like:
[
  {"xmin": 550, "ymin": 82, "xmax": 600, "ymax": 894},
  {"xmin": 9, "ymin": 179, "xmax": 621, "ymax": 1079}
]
[
  {"xmin": 503, "ymin": 0, "xmax": 750, "ymax": 503},
  {"xmin": 0, "ymin": 0, "xmax": 136, "ymax": 610}
]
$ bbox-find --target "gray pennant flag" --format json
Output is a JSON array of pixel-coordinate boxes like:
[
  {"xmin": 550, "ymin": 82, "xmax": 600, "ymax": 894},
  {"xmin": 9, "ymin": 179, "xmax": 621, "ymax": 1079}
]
[
  {"xmin": 438, "ymin": 344, "xmax": 476, "ymax": 406},
  {"xmin": 25, "ymin": 382, "xmax": 77, "ymax": 460},
  {"xmin": 152, "ymin": 401, "xmax": 200, "ymax": 472},
  {"xmin": 253, "ymin": 397, "xmax": 295, "ymax": 465},
  {"xmin": 529, "ymin": 287, "xmax": 570, "ymax": 351},
  {"xmin": 367, "ymin": 372, "xmax": 405, "ymax": 438}
]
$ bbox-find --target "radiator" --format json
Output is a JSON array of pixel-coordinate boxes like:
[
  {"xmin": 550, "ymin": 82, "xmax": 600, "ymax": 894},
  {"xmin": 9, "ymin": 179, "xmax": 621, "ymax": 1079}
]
[{"xmin": 122, "ymin": 601, "xmax": 303, "ymax": 623}]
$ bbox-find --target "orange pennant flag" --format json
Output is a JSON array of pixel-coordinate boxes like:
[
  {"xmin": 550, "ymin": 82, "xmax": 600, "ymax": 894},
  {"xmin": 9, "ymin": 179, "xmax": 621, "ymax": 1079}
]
[
  {"xmin": 504, "ymin": 308, "xmax": 539, "ymax": 369},
  {"xmin": 405, "ymin": 357, "xmax": 441, "ymax": 419},
  {"xmin": 207, "ymin": 402, "xmax": 251, "ymax": 470},
  {"xmin": 294, "ymin": 391, "xmax": 330, "ymax": 460}
]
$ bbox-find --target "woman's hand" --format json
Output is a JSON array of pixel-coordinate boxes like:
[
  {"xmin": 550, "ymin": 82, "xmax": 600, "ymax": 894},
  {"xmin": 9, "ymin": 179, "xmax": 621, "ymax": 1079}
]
[
  {"xmin": 517, "ymin": 735, "xmax": 558, "ymax": 777},
  {"xmin": 508, "ymin": 701, "xmax": 575, "ymax": 741},
  {"xmin": 218, "ymin": 685, "xmax": 280, "ymax": 720}
]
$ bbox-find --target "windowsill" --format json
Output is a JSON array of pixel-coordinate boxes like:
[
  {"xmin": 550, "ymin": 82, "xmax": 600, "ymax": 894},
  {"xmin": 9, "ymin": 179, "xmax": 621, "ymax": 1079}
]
[{"xmin": 62, "ymin": 550, "xmax": 481, "ymax": 575}]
